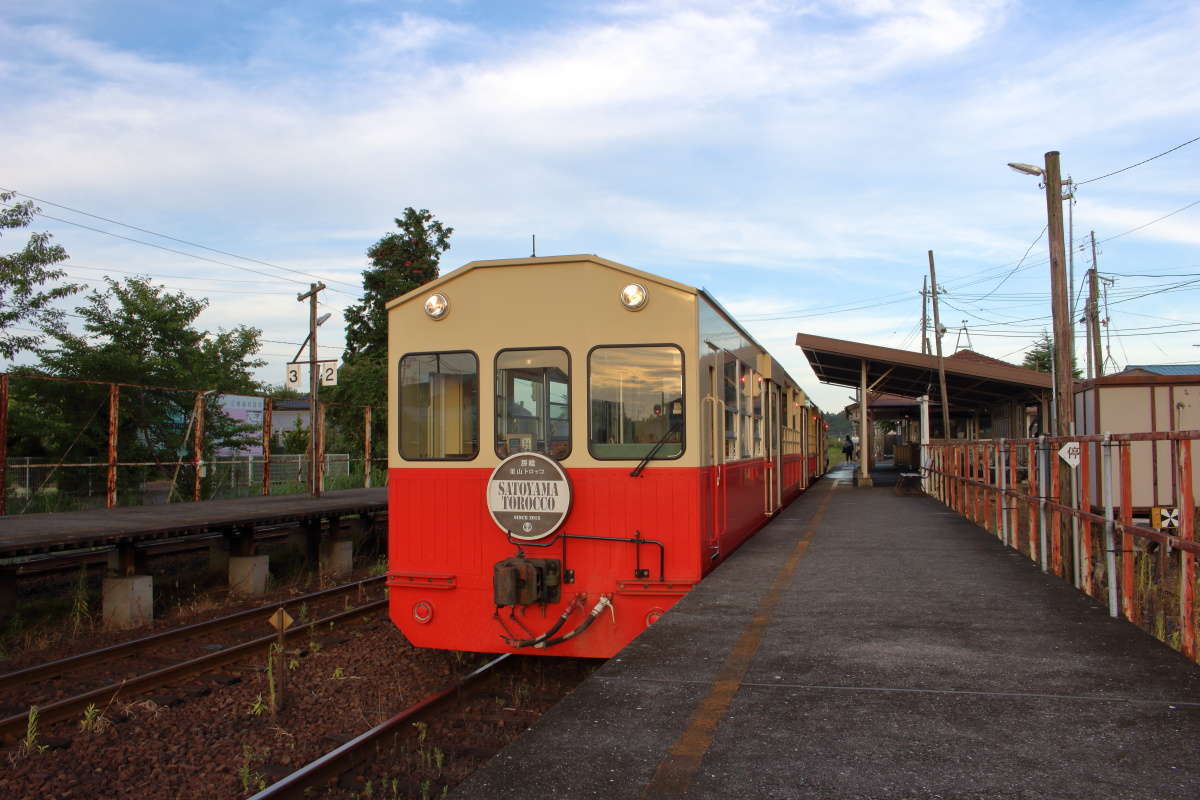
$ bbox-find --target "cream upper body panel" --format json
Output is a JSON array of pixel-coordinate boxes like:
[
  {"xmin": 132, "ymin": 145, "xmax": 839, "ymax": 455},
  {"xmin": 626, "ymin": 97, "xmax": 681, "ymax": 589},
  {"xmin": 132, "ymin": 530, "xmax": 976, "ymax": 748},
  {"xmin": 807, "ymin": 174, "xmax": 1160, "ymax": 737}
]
[{"xmin": 387, "ymin": 256, "xmax": 701, "ymax": 469}]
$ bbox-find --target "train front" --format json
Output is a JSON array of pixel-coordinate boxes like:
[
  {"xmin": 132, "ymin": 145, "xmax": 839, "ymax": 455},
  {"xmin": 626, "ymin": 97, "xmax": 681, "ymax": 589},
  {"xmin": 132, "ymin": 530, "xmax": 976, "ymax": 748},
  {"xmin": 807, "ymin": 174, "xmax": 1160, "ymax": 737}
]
[{"xmin": 385, "ymin": 256, "xmax": 704, "ymax": 659}]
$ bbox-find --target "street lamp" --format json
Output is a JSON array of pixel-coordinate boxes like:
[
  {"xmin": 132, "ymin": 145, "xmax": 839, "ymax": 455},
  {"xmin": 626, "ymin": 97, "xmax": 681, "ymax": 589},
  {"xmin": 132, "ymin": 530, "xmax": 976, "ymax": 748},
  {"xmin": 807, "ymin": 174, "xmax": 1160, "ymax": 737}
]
[{"xmin": 1009, "ymin": 151, "xmax": 1073, "ymax": 438}]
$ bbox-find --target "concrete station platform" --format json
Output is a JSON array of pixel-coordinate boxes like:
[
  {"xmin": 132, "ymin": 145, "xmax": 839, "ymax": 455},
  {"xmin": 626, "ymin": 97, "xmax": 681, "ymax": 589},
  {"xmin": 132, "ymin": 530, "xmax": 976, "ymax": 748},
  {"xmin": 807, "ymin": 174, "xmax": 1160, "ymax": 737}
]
[
  {"xmin": 457, "ymin": 464, "xmax": 1200, "ymax": 799},
  {"xmin": 1, "ymin": 488, "xmax": 386, "ymax": 624}
]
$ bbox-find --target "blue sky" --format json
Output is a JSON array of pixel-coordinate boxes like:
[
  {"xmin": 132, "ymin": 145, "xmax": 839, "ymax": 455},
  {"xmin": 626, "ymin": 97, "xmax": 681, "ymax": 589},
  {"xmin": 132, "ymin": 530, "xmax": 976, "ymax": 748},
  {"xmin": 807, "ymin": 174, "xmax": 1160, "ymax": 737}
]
[{"xmin": 2, "ymin": 0, "xmax": 1198, "ymax": 409}]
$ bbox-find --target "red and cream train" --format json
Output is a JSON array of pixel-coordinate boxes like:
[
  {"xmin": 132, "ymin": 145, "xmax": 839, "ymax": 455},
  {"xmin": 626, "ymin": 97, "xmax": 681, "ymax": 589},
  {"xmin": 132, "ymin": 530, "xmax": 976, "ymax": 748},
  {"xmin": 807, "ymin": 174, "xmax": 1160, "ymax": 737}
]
[{"xmin": 386, "ymin": 255, "xmax": 826, "ymax": 658}]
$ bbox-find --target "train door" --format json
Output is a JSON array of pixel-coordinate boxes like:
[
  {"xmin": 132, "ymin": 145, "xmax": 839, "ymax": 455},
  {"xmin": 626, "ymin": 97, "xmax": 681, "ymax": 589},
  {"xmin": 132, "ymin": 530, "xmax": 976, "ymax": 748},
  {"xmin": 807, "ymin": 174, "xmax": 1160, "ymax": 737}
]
[
  {"xmin": 771, "ymin": 385, "xmax": 783, "ymax": 509},
  {"xmin": 763, "ymin": 382, "xmax": 782, "ymax": 514},
  {"xmin": 706, "ymin": 362, "xmax": 723, "ymax": 561},
  {"xmin": 799, "ymin": 401, "xmax": 809, "ymax": 490}
]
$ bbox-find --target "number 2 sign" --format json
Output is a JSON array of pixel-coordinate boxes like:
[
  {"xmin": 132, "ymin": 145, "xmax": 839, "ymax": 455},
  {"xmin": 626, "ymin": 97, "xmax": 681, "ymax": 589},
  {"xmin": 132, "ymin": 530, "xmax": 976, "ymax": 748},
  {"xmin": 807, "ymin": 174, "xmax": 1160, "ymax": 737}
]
[{"xmin": 320, "ymin": 363, "xmax": 338, "ymax": 386}]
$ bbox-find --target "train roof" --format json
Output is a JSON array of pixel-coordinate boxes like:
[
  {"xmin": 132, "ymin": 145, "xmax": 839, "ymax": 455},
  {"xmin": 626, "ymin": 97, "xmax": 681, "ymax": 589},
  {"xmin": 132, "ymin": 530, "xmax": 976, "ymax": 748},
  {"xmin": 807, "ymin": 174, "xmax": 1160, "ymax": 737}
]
[{"xmin": 386, "ymin": 254, "xmax": 817, "ymax": 410}]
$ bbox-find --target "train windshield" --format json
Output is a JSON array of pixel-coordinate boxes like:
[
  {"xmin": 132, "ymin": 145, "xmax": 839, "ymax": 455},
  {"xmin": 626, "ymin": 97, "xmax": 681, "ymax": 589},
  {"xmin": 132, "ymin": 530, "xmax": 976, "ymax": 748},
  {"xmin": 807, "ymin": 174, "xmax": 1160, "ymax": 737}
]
[
  {"xmin": 589, "ymin": 345, "xmax": 684, "ymax": 460},
  {"xmin": 398, "ymin": 351, "xmax": 479, "ymax": 460},
  {"xmin": 495, "ymin": 348, "xmax": 570, "ymax": 460}
]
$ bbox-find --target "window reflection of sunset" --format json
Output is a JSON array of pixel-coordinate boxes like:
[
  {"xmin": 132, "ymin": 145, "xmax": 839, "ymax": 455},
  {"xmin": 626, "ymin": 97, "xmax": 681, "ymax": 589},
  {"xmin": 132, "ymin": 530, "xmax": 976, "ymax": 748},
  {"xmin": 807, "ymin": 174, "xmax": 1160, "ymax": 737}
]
[{"xmin": 589, "ymin": 346, "xmax": 683, "ymax": 460}]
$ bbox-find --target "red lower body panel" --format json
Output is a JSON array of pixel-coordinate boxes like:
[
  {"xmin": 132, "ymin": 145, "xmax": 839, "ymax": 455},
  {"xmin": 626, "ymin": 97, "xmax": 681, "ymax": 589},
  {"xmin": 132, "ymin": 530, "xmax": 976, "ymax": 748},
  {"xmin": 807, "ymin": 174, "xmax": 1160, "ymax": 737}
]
[{"xmin": 387, "ymin": 461, "xmax": 812, "ymax": 658}]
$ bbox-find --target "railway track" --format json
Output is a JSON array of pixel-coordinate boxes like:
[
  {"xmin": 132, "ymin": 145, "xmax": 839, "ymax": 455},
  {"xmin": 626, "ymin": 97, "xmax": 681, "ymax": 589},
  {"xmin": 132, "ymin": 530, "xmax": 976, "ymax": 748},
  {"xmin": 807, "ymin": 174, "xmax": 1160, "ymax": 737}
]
[
  {"xmin": 0, "ymin": 575, "xmax": 386, "ymax": 743},
  {"xmin": 248, "ymin": 654, "xmax": 513, "ymax": 799}
]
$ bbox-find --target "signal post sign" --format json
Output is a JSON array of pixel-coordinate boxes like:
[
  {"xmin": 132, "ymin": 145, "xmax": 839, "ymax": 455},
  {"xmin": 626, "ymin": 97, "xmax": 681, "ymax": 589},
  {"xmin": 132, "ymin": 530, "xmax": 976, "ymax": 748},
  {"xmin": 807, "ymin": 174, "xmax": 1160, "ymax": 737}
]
[{"xmin": 286, "ymin": 360, "xmax": 339, "ymax": 389}]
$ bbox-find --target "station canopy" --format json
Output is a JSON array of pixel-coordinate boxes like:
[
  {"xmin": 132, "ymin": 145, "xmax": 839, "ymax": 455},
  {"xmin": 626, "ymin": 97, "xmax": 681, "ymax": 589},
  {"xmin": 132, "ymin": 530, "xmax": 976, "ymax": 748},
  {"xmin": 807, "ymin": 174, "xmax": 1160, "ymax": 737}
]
[{"xmin": 795, "ymin": 333, "xmax": 1051, "ymax": 412}]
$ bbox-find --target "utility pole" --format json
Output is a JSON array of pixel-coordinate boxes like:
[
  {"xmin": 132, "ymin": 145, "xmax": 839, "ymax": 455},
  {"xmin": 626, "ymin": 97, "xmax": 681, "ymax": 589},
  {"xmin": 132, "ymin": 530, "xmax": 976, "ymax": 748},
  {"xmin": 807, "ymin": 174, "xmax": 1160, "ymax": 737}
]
[
  {"xmin": 297, "ymin": 282, "xmax": 326, "ymax": 497},
  {"xmin": 928, "ymin": 251, "xmax": 952, "ymax": 441},
  {"xmin": 1088, "ymin": 232, "xmax": 1104, "ymax": 378},
  {"xmin": 920, "ymin": 277, "xmax": 930, "ymax": 355},
  {"xmin": 1043, "ymin": 151, "xmax": 1073, "ymax": 437}
]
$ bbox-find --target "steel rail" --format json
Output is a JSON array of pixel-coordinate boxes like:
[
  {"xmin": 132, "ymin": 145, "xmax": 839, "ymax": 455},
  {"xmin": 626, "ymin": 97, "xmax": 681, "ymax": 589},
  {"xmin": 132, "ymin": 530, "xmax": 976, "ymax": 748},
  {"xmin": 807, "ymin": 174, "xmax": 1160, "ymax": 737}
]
[
  {"xmin": 0, "ymin": 598, "xmax": 386, "ymax": 743},
  {"xmin": 248, "ymin": 653, "xmax": 512, "ymax": 800},
  {"xmin": 0, "ymin": 575, "xmax": 385, "ymax": 691}
]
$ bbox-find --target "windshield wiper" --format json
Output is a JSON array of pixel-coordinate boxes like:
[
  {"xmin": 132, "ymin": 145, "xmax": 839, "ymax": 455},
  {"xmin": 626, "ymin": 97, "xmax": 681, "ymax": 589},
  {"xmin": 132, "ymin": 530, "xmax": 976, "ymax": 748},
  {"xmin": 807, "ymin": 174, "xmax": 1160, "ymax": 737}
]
[{"xmin": 630, "ymin": 418, "xmax": 683, "ymax": 477}]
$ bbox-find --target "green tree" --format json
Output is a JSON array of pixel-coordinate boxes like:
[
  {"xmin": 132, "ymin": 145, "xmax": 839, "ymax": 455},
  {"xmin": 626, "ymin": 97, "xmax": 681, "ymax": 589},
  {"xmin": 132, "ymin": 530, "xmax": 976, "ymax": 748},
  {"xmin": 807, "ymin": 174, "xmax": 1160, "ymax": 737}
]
[
  {"xmin": 9, "ymin": 277, "xmax": 267, "ymax": 503},
  {"xmin": 0, "ymin": 191, "xmax": 82, "ymax": 358},
  {"xmin": 325, "ymin": 209, "xmax": 450, "ymax": 480},
  {"xmin": 341, "ymin": 208, "xmax": 453, "ymax": 361},
  {"xmin": 1022, "ymin": 332, "xmax": 1081, "ymax": 377}
]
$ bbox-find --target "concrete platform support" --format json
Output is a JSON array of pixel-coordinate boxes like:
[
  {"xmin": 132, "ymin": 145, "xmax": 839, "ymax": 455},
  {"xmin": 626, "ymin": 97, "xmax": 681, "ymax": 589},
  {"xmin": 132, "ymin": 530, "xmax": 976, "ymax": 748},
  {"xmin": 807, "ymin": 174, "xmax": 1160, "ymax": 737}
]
[
  {"xmin": 289, "ymin": 520, "xmax": 322, "ymax": 567},
  {"xmin": 229, "ymin": 555, "xmax": 270, "ymax": 596},
  {"xmin": 320, "ymin": 537, "xmax": 354, "ymax": 578},
  {"xmin": 208, "ymin": 538, "xmax": 230, "ymax": 573},
  {"xmin": 102, "ymin": 574, "xmax": 153, "ymax": 629},
  {"xmin": 0, "ymin": 570, "xmax": 16, "ymax": 619}
]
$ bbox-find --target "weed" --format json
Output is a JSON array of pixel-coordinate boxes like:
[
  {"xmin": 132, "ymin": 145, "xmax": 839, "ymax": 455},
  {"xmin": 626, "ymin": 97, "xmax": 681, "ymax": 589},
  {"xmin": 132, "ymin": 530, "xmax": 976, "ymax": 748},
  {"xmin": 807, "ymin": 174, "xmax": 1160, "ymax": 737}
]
[
  {"xmin": 68, "ymin": 566, "xmax": 92, "ymax": 636},
  {"xmin": 362, "ymin": 779, "xmax": 374, "ymax": 797},
  {"xmin": 239, "ymin": 745, "xmax": 267, "ymax": 793},
  {"xmin": 16, "ymin": 705, "xmax": 46, "ymax": 758},
  {"xmin": 412, "ymin": 721, "xmax": 428, "ymax": 743},
  {"xmin": 248, "ymin": 694, "xmax": 268, "ymax": 716},
  {"xmin": 289, "ymin": 658, "xmax": 300, "ymax": 671},
  {"xmin": 296, "ymin": 602, "xmax": 309, "ymax": 624},
  {"xmin": 79, "ymin": 702, "xmax": 110, "ymax": 734},
  {"xmin": 433, "ymin": 747, "xmax": 444, "ymax": 772},
  {"xmin": 420, "ymin": 780, "xmax": 432, "ymax": 800}
]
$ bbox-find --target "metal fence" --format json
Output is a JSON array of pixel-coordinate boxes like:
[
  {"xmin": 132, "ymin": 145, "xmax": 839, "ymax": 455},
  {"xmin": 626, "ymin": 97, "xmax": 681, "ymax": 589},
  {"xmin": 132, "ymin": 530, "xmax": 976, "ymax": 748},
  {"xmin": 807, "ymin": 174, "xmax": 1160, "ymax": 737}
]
[
  {"xmin": 926, "ymin": 432, "xmax": 1199, "ymax": 664},
  {"xmin": 0, "ymin": 372, "xmax": 386, "ymax": 515}
]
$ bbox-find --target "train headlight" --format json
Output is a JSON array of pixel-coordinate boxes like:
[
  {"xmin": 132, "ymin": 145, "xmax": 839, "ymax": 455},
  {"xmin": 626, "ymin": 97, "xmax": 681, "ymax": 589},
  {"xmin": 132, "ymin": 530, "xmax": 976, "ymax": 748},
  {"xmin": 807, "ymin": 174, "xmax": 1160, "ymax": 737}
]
[
  {"xmin": 423, "ymin": 293, "xmax": 450, "ymax": 320},
  {"xmin": 619, "ymin": 283, "xmax": 648, "ymax": 311}
]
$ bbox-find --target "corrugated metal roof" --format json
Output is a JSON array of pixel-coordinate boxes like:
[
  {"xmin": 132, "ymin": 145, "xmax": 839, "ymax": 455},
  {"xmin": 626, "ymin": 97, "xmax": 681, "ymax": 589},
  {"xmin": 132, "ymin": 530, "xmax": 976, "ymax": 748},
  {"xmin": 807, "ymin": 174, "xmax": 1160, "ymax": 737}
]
[{"xmin": 1122, "ymin": 364, "xmax": 1200, "ymax": 376}]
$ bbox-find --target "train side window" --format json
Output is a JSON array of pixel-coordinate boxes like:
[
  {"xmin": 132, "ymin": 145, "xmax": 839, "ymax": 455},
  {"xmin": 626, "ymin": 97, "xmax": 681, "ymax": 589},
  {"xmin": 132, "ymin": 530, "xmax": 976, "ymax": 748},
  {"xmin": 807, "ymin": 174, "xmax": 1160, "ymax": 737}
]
[
  {"xmin": 723, "ymin": 354, "xmax": 738, "ymax": 459},
  {"xmin": 398, "ymin": 351, "xmax": 479, "ymax": 460},
  {"xmin": 588, "ymin": 345, "xmax": 684, "ymax": 461},
  {"xmin": 494, "ymin": 348, "xmax": 571, "ymax": 460}
]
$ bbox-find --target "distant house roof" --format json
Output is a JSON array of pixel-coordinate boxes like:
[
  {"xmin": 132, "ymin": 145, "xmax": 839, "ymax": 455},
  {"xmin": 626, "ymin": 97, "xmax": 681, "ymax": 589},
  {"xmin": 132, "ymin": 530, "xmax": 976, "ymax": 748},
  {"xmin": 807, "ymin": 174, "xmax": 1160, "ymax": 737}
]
[
  {"xmin": 1119, "ymin": 364, "xmax": 1200, "ymax": 376},
  {"xmin": 272, "ymin": 398, "xmax": 312, "ymax": 411},
  {"xmin": 948, "ymin": 349, "xmax": 1019, "ymax": 369}
]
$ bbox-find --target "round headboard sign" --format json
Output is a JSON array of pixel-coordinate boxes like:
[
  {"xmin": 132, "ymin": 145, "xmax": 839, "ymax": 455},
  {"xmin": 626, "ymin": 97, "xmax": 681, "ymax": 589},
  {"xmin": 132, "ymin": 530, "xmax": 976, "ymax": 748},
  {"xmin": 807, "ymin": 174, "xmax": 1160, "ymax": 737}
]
[{"xmin": 486, "ymin": 452, "xmax": 572, "ymax": 540}]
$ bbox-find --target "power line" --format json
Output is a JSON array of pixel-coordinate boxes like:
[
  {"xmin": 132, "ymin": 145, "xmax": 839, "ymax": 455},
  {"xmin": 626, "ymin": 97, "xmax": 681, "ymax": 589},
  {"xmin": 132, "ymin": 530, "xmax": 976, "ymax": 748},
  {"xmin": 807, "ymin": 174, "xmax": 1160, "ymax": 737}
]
[
  {"xmin": 1, "ymin": 187, "xmax": 363, "ymax": 291},
  {"xmin": 973, "ymin": 226, "xmax": 1047, "ymax": 303},
  {"xmin": 1076, "ymin": 135, "xmax": 1200, "ymax": 186},
  {"xmin": 1, "ymin": 202, "xmax": 361, "ymax": 298},
  {"xmin": 1097, "ymin": 198, "xmax": 1200, "ymax": 244}
]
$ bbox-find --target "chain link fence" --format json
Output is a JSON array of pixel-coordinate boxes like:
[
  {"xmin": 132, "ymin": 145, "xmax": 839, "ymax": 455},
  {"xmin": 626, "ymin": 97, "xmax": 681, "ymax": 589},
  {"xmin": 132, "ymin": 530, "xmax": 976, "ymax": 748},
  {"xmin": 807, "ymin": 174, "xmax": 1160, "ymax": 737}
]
[{"xmin": 0, "ymin": 372, "xmax": 385, "ymax": 515}]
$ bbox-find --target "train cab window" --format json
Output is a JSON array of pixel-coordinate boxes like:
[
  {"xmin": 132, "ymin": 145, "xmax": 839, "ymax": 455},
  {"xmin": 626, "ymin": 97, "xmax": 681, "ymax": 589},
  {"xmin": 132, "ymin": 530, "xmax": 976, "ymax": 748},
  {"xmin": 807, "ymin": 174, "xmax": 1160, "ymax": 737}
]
[
  {"xmin": 398, "ymin": 351, "xmax": 479, "ymax": 460},
  {"xmin": 495, "ymin": 348, "xmax": 570, "ymax": 459},
  {"xmin": 589, "ymin": 345, "xmax": 684, "ymax": 460}
]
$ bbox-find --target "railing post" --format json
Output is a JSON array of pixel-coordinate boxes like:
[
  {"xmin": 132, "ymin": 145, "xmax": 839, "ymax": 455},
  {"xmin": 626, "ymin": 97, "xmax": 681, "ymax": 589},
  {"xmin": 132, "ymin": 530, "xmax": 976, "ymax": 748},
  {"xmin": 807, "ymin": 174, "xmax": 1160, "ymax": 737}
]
[
  {"xmin": 0, "ymin": 373, "xmax": 8, "ymax": 517},
  {"xmin": 1102, "ymin": 433, "xmax": 1119, "ymax": 617},
  {"xmin": 1118, "ymin": 441, "xmax": 1136, "ymax": 623},
  {"xmin": 364, "ymin": 405, "xmax": 372, "ymax": 489},
  {"xmin": 1027, "ymin": 441, "xmax": 1038, "ymax": 562},
  {"xmin": 193, "ymin": 392, "xmax": 204, "ymax": 503},
  {"xmin": 998, "ymin": 439, "xmax": 1008, "ymax": 545},
  {"xmin": 1079, "ymin": 440, "xmax": 1094, "ymax": 598},
  {"xmin": 262, "ymin": 398, "xmax": 273, "ymax": 496},
  {"xmin": 1178, "ymin": 436, "xmax": 1195, "ymax": 660},
  {"xmin": 107, "ymin": 383, "xmax": 119, "ymax": 508},
  {"xmin": 1008, "ymin": 442, "xmax": 1018, "ymax": 550},
  {"xmin": 1051, "ymin": 440, "xmax": 1063, "ymax": 577},
  {"xmin": 1038, "ymin": 435, "xmax": 1049, "ymax": 572}
]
